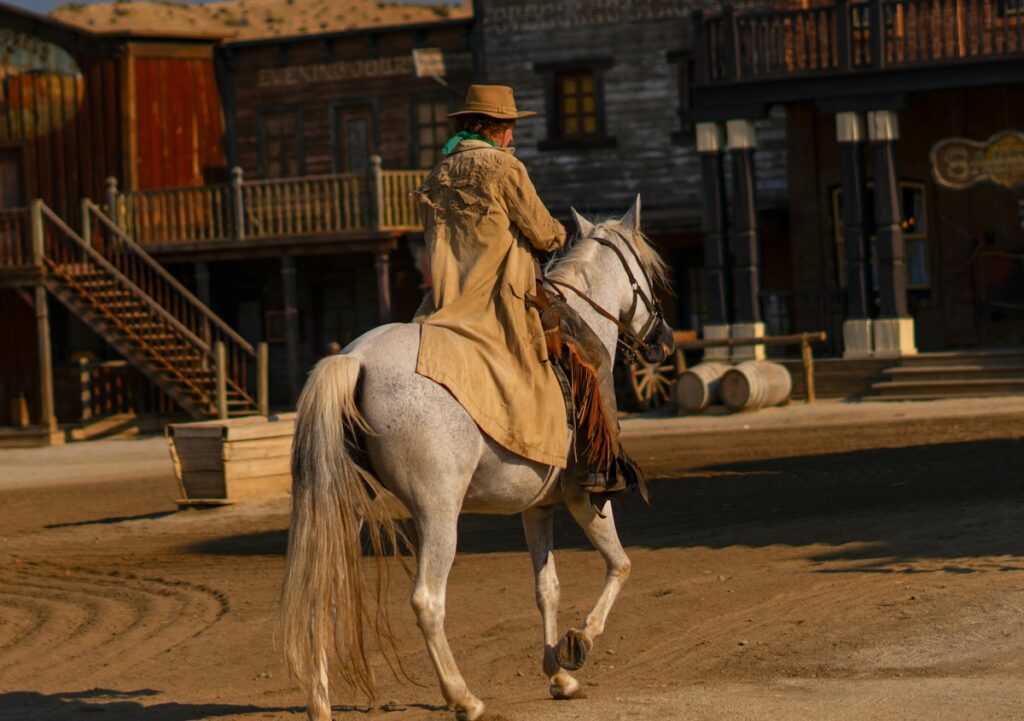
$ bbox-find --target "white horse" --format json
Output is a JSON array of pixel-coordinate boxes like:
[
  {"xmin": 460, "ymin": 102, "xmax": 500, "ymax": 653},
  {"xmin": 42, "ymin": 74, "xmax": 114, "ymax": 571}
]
[{"xmin": 281, "ymin": 198, "xmax": 674, "ymax": 721}]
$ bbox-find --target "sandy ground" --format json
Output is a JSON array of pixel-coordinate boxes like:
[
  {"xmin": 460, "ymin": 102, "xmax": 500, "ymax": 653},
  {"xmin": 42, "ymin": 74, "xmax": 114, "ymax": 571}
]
[{"xmin": 2, "ymin": 399, "xmax": 1024, "ymax": 720}]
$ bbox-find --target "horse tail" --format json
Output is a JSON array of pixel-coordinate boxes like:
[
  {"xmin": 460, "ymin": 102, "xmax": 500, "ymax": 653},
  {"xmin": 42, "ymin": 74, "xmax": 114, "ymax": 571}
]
[{"xmin": 281, "ymin": 353, "xmax": 408, "ymax": 701}]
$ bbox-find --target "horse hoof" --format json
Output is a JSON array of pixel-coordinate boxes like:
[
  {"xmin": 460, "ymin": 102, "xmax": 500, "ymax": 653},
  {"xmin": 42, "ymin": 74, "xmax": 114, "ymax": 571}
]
[
  {"xmin": 454, "ymin": 698, "xmax": 486, "ymax": 721},
  {"xmin": 556, "ymin": 629, "xmax": 592, "ymax": 671},
  {"xmin": 550, "ymin": 674, "xmax": 583, "ymax": 700}
]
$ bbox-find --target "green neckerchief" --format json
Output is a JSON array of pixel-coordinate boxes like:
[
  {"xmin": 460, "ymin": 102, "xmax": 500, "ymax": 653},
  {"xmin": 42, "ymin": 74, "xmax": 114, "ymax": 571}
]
[{"xmin": 442, "ymin": 131, "xmax": 497, "ymax": 156}]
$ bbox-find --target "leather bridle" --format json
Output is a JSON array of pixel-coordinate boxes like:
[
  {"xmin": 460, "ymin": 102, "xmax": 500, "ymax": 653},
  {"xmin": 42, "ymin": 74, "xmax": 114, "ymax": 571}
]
[{"xmin": 544, "ymin": 227, "xmax": 667, "ymax": 364}]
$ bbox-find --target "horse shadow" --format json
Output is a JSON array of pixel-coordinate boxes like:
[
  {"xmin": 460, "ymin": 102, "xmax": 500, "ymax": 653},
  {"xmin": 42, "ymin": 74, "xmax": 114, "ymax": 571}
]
[{"xmin": 186, "ymin": 437, "xmax": 1024, "ymax": 569}]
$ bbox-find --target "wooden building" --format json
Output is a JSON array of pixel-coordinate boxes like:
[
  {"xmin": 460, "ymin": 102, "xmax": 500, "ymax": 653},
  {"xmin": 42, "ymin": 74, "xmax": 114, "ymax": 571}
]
[
  {"xmin": 691, "ymin": 0, "xmax": 1024, "ymax": 362},
  {"xmin": 0, "ymin": 3, "xmax": 232, "ymax": 440},
  {"xmin": 474, "ymin": 0, "xmax": 788, "ymax": 336}
]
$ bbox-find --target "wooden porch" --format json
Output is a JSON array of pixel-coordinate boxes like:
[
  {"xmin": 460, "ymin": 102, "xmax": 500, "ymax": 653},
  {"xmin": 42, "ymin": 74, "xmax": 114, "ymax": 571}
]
[
  {"xmin": 105, "ymin": 157, "xmax": 428, "ymax": 258},
  {"xmin": 692, "ymin": 0, "xmax": 1024, "ymax": 109}
]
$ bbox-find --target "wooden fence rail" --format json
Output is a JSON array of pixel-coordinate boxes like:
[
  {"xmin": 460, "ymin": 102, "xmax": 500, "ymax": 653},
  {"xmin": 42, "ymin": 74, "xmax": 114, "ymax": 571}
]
[{"xmin": 110, "ymin": 157, "xmax": 428, "ymax": 248}]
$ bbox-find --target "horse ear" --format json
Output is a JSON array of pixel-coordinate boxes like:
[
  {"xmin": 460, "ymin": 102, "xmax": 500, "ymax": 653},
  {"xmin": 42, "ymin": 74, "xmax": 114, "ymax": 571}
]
[
  {"xmin": 570, "ymin": 207, "xmax": 595, "ymax": 237},
  {"xmin": 620, "ymin": 195, "xmax": 641, "ymax": 234}
]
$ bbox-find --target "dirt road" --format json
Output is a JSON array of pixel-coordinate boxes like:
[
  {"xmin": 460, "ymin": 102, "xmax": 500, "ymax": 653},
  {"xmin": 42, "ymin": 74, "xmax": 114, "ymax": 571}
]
[{"xmin": 2, "ymin": 410, "xmax": 1023, "ymax": 720}]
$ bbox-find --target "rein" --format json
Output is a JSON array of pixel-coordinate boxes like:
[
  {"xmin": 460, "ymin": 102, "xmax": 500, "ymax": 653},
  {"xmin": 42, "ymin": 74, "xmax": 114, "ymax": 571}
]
[{"xmin": 544, "ymin": 227, "xmax": 665, "ymax": 363}]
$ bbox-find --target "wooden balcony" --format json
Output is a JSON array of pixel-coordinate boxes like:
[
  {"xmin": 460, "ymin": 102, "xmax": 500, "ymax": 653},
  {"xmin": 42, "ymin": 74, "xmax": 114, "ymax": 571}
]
[
  {"xmin": 693, "ymin": 0, "xmax": 1024, "ymax": 111},
  {"xmin": 107, "ymin": 157, "xmax": 428, "ymax": 258}
]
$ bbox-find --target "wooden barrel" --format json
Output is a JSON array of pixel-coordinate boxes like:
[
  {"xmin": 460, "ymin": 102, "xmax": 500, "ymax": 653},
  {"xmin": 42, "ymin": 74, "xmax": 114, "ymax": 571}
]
[
  {"xmin": 720, "ymin": 361, "xmax": 792, "ymax": 411},
  {"xmin": 672, "ymin": 362, "xmax": 731, "ymax": 413}
]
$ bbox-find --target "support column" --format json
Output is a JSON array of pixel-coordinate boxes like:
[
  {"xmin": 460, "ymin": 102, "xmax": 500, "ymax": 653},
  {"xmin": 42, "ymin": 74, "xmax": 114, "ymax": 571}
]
[
  {"xmin": 726, "ymin": 119, "xmax": 764, "ymax": 360},
  {"xmin": 867, "ymin": 110, "xmax": 916, "ymax": 357},
  {"xmin": 281, "ymin": 254, "xmax": 301, "ymax": 405},
  {"xmin": 695, "ymin": 122, "xmax": 730, "ymax": 361},
  {"xmin": 194, "ymin": 260, "xmax": 211, "ymax": 345},
  {"xmin": 375, "ymin": 249, "xmax": 392, "ymax": 324},
  {"xmin": 34, "ymin": 284, "xmax": 57, "ymax": 434},
  {"xmin": 836, "ymin": 112, "xmax": 874, "ymax": 358}
]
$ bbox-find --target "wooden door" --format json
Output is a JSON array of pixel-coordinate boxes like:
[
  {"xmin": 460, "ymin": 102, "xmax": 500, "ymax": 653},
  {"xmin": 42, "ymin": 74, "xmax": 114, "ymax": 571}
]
[
  {"xmin": 336, "ymin": 105, "xmax": 376, "ymax": 175},
  {"xmin": 0, "ymin": 148, "xmax": 26, "ymax": 208}
]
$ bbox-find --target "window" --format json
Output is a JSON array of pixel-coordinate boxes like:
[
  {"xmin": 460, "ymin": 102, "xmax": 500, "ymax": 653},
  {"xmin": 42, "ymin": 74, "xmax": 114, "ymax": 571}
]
[
  {"xmin": 258, "ymin": 109, "xmax": 302, "ymax": 178},
  {"xmin": 997, "ymin": 0, "xmax": 1024, "ymax": 17},
  {"xmin": 536, "ymin": 59, "xmax": 614, "ymax": 150},
  {"xmin": 411, "ymin": 97, "xmax": 450, "ymax": 169},
  {"xmin": 667, "ymin": 51, "xmax": 695, "ymax": 142},
  {"xmin": 831, "ymin": 181, "xmax": 930, "ymax": 290},
  {"xmin": 556, "ymin": 71, "xmax": 598, "ymax": 139}
]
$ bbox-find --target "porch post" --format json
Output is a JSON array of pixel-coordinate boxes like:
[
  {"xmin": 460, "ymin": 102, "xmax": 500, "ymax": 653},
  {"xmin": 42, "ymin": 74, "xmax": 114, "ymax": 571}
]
[
  {"xmin": 34, "ymin": 284, "xmax": 57, "ymax": 433},
  {"xmin": 194, "ymin": 260, "xmax": 212, "ymax": 345},
  {"xmin": 375, "ymin": 249, "xmax": 392, "ymax": 324},
  {"xmin": 695, "ymin": 121, "xmax": 730, "ymax": 361},
  {"xmin": 867, "ymin": 110, "xmax": 916, "ymax": 356},
  {"xmin": 836, "ymin": 112, "xmax": 874, "ymax": 358},
  {"xmin": 726, "ymin": 119, "xmax": 764, "ymax": 360},
  {"xmin": 281, "ymin": 254, "xmax": 301, "ymax": 405}
]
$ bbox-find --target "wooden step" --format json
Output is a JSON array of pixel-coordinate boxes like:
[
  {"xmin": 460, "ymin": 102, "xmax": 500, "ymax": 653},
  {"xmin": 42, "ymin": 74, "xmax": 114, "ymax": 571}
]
[
  {"xmin": 883, "ymin": 364, "xmax": 1024, "ymax": 383},
  {"xmin": 871, "ymin": 377, "xmax": 1024, "ymax": 397}
]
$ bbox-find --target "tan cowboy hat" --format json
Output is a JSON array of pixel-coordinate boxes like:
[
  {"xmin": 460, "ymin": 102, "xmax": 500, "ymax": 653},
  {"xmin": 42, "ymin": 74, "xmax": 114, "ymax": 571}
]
[{"xmin": 448, "ymin": 84, "xmax": 536, "ymax": 120}]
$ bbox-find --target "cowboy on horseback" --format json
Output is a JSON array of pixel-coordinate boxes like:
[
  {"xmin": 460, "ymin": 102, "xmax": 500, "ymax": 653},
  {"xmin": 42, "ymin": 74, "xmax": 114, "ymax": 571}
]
[{"xmin": 415, "ymin": 84, "xmax": 641, "ymax": 496}]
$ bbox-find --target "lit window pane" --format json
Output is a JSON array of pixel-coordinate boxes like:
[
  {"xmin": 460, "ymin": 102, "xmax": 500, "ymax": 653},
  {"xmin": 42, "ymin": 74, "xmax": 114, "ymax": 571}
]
[
  {"xmin": 419, "ymin": 127, "xmax": 434, "ymax": 145},
  {"xmin": 418, "ymin": 103, "xmax": 432, "ymax": 123},
  {"xmin": 420, "ymin": 149, "xmax": 433, "ymax": 168},
  {"xmin": 563, "ymin": 97, "xmax": 577, "ymax": 114},
  {"xmin": 583, "ymin": 116, "xmax": 596, "ymax": 133},
  {"xmin": 434, "ymin": 101, "xmax": 448, "ymax": 118},
  {"xmin": 565, "ymin": 116, "xmax": 579, "ymax": 134},
  {"xmin": 562, "ymin": 77, "xmax": 577, "ymax": 94},
  {"xmin": 582, "ymin": 96, "xmax": 595, "ymax": 113},
  {"xmin": 581, "ymin": 74, "xmax": 594, "ymax": 92}
]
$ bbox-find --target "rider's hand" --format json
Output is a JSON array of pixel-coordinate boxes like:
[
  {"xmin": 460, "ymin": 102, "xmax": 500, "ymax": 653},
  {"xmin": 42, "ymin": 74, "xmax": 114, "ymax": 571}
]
[{"xmin": 556, "ymin": 222, "xmax": 567, "ymax": 246}]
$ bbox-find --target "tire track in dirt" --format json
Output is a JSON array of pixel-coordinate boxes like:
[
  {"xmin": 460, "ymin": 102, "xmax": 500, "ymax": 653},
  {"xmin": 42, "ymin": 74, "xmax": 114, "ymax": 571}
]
[{"xmin": 0, "ymin": 559, "xmax": 228, "ymax": 687}]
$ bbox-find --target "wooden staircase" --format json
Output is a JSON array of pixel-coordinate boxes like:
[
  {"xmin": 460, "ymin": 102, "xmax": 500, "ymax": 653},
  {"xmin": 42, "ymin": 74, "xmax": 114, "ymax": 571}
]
[
  {"xmin": 867, "ymin": 350, "xmax": 1024, "ymax": 401},
  {"xmin": 34, "ymin": 201, "xmax": 261, "ymax": 419}
]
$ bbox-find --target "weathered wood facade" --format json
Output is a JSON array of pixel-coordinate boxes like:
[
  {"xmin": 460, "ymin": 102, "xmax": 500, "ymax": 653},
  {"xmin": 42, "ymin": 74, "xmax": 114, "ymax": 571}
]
[
  {"xmin": 692, "ymin": 0, "xmax": 1024, "ymax": 356},
  {"xmin": 183, "ymin": 18, "xmax": 475, "ymax": 403},
  {"xmin": 0, "ymin": 5, "xmax": 231, "ymax": 433},
  {"xmin": 475, "ymin": 0, "xmax": 788, "ymax": 331}
]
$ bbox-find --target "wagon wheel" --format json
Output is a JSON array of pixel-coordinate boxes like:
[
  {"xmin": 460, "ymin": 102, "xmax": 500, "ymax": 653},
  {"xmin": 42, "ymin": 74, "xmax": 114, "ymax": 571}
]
[{"xmin": 629, "ymin": 351, "xmax": 683, "ymax": 408}]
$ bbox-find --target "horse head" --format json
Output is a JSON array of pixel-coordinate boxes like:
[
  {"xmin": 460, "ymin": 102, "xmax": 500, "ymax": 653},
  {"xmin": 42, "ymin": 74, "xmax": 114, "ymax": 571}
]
[{"xmin": 569, "ymin": 197, "xmax": 674, "ymax": 365}]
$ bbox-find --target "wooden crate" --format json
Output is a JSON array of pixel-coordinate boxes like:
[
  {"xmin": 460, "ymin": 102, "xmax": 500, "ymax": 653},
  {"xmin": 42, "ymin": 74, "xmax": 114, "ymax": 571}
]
[{"xmin": 167, "ymin": 413, "xmax": 295, "ymax": 506}]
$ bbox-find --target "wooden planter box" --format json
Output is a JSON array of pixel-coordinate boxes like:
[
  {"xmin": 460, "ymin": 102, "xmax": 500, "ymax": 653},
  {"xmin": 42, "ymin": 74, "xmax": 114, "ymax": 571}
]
[{"xmin": 167, "ymin": 413, "xmax": 295, "ymax": 506}]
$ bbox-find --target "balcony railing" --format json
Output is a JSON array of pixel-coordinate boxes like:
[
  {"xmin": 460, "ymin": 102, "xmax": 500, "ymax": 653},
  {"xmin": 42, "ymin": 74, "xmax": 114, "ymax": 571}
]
[
  {"xmin": 107, "ymin": 157, "xmax": 429, "ymax": 249},
  {"xmin": 696, "ymin": 0, "xmax": 1024, "ymax": 85}
]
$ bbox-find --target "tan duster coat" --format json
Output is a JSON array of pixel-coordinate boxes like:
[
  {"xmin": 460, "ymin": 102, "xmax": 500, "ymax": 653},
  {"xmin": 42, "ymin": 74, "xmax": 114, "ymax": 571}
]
[{"xmin": 415, "ymin": 139, "xmax": 569, "ymax": 467}]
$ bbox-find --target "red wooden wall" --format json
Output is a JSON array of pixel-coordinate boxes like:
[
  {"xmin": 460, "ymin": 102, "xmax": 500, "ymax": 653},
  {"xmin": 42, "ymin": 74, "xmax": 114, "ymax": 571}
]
[{"xmin": 131, "ymin": 47, "xmax": 227, "ymax": 190}]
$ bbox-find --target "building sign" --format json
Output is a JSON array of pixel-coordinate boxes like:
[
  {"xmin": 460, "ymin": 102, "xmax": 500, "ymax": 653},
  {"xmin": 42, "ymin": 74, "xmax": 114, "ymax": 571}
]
[
  {"xmin": 0, "ymin": 30, "xmax": 84, "ymax": 140},
  {"xmin": 931, "ymin": 131, "xmax": 1024, "ymax": 189},
  {"xmin": 484, "ymin": 0, "xmax": 689, "ymax": 35},
  {"xmin": 257, "ymin": 56, "xmax": 414, "ymax": 88}
]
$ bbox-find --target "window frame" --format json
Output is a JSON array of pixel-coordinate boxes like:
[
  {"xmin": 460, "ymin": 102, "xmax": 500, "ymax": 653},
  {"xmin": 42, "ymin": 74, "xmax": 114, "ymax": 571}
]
[
  {"xmin": 408, "ymin": 93, "xmax": 454, "ymax": 170},
  {"xmin": 830, "ymin": 179, "xmax": 931, "ymax": 291},
  {"xmin": 667, "ymin": 50, "xmax": 696, "ymax": 145},
  {"xmin": 256, "ymin": 106, "xmax": 305, "ymax": 179},
  {"xmin": 535, "ymin": 58, "xmax": 616, "ymax": 151}
]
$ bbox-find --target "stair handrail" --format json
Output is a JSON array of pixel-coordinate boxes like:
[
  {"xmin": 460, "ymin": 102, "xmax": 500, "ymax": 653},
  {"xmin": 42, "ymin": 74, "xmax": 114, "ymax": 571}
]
[
  {"xmin": 83, "ymin": 199, "xmax": 256, "ymax": 357},
  {"xmin": 38, "ymin": 202, "xmax": 213, "ymax": 357}
]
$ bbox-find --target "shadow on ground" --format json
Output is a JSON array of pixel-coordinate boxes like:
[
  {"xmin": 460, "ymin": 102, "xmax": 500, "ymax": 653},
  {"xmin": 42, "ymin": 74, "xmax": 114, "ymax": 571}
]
[
  {"xmin": 186, "ymin": 437, "xmax": 1024, "ymax": 566},
  {"xmin": 0, "ymin": 689, "xmax": 447, "ymax": 720},
  {"xmin": 0, "ymin": 689, "xmax": 292, "ymax": 720}
]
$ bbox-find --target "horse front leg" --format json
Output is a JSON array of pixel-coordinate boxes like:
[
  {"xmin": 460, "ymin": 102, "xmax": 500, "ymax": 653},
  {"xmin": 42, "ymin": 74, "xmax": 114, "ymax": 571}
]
[
  {"xmin": 521, "ymin": 507, "xmax": 581, "ymax": 700},
  {"xmin": 411, "ymin": 514, "xmax": 486, "ymax": 721},
  {"xmin": 557, "ymin": 491, "xmax": 632, "ymax": 671}
]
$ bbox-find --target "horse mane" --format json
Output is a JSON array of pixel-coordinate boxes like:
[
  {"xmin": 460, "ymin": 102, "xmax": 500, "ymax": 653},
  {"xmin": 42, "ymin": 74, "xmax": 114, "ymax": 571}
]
[{"xmin": 548, "ymin": 217, "xmax": 671, "ymax": 293}]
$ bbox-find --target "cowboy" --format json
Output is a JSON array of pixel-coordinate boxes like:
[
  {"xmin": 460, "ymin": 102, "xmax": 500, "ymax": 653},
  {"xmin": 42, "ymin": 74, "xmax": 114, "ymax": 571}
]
[{"xmin": 415, "ymin": 85, "xmax": 633, "ymax": 496}]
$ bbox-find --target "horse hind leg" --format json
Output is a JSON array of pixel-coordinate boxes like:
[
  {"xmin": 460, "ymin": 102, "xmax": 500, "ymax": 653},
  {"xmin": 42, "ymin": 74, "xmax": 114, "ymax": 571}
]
[
  {"xmin": 411, "ymin": 511, "xmax": 486, "ymax": 721},
  {"xmin": 556, "ymin": 491, "xmax": 631, "ymax": 672},
  {"xmin": 521, "ymin": 507, "xmax": 581, "ymax": 700}
]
